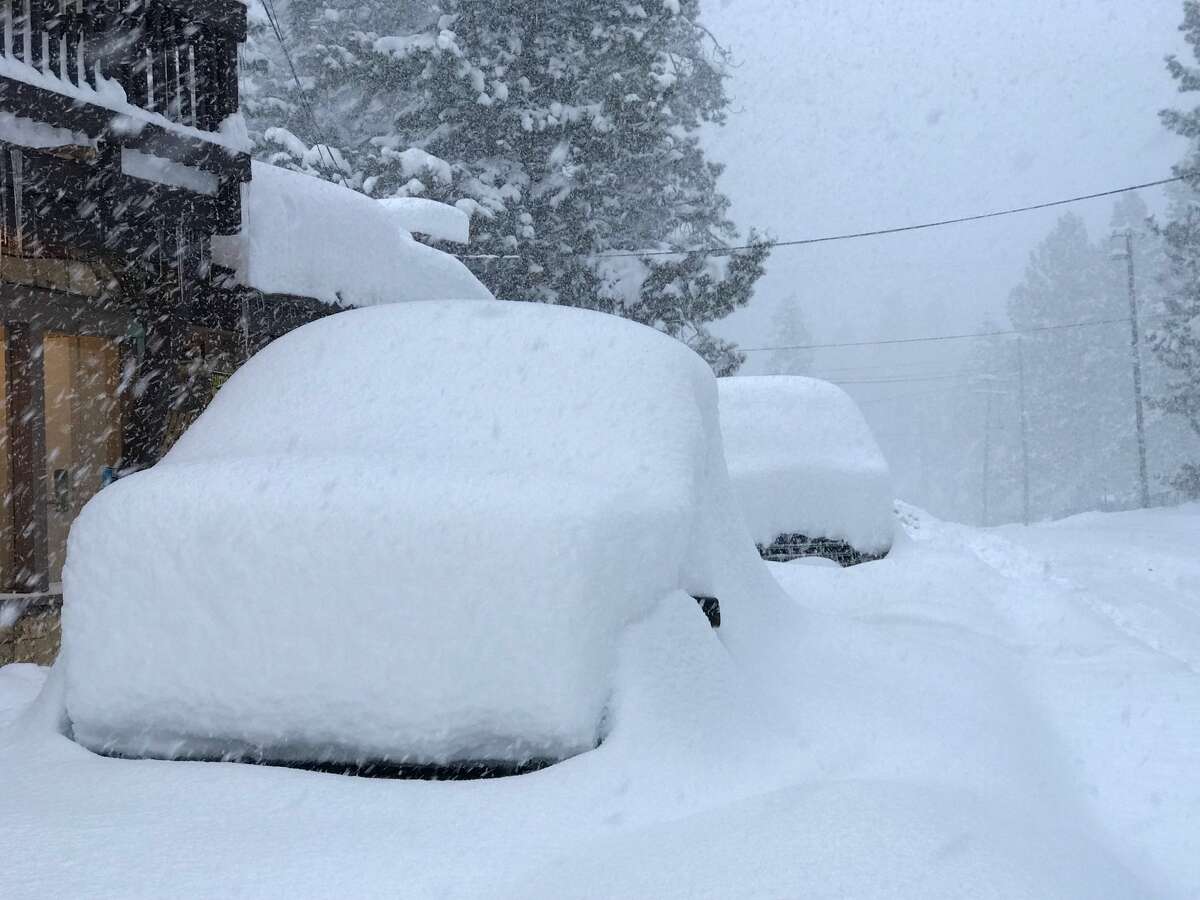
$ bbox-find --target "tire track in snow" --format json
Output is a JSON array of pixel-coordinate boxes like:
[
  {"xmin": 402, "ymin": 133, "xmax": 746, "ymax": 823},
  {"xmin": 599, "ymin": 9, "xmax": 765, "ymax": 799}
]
[{"xmin": 910, "ymin": 509, "xmax": 1200, "ymax": 676}]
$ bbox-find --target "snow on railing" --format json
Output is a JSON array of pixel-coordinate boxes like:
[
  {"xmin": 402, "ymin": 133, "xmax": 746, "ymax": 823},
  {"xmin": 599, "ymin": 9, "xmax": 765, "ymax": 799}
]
[{"xmin": 0, "ymin": 0, "xmax": 239, "ymax": 133}]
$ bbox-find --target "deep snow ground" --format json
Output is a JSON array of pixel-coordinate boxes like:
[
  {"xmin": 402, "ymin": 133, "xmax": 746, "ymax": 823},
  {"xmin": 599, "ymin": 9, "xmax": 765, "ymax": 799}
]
[{"xmin": 1, "ymin": 505, "xmax": 1198, "ymax": 899}]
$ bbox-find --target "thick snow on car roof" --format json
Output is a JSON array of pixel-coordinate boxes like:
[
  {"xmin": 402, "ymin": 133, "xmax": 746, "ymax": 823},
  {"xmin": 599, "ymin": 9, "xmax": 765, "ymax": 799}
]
[
  {"xmin": 718, "ymin": 375, "xmax": 894, "ymax": 554},
  {"xmin": 168, "ymin": 301, "xmax": 708, "ymax": 481},
  {"xmin": 62, "ymin": 302, "xmax": 768, "ymax": 768}
]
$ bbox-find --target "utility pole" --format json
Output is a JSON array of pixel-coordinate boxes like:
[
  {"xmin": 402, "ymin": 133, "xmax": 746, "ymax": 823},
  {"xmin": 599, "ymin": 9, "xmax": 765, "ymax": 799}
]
[
  {"xmin": 1016, "ymin": 336, "xmax": 1031, "ymax": 526},
  {"xmin": 1114, "ymin": 229, "xmax": 1151, "ymax": 509},
  {"xmin": 981, "ymin": 388, "xmax": 993, "ymax": 526}
]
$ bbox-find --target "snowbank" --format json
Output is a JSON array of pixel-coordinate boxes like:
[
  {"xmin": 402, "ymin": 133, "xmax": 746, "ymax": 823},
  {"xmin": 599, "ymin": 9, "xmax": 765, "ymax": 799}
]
[
  {"xmin": 0, "ymin": 664, "xmax": 45, "ymax": 731},
  {"xmin": 718, "ymin": 375, "xmax": 894, "ymax": 553},
  {"xmin": 62, "ymin": 301, "xmax": 760, "ymax": 767},
  {"xmin": 8, "ymin": 504, "xmax": 1198, "ymax": 896},
  {"xmin": 210, "ymin": 162, "xmax": 493, "ymax": 308}
]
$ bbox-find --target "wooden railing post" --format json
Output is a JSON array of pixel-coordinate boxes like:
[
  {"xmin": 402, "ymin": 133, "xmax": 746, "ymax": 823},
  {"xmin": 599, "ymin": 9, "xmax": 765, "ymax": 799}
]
[
  {"xmin": 64, "ymin": 0, "xmax": 82, "ymax": 86},
  {"xmin": 15, "ymin": 0, "xmax": 31, "ymax": 65},
  {"xmin": 2, "ymin": 0, "xmax": 14, "ymax": 61},
  {"xmin": 45, "ymin": 0, "xmax": 61, "ymax": 78},
  {"xmin": 27, "ymin": 0, "xmax": 43, "ymax": 71}
]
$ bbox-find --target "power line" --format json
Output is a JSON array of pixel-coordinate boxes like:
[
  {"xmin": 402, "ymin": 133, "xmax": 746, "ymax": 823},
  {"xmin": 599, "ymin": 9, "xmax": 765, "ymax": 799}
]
[
  {"xmin": 812, "ymin": 368, "xmax": 974, "ymax": 380},
  {"xmin": 619, "ymin": 176, "xmax": 1186, "ymax": 258},
  {"xmin": 856, "ymin": 387, "xmax": 963, "ymax": 406},
  {"xmin": 802, "ymin": 359, "xmax": 1004, "ymax": 378},
  {"xmin": 459, "ymin": 175, "xmax": 1184, "ymax": 263},
  {"xmin": 259, "ymin": 0, "xmax": 350, "ymax": 189},
  {"xmin": 639, "ymin": 175, "xmax": 1184, "ymax": 257},
  {"xmin": 771, "ymin": 364, "xmax": 999, "ymax": 383},
  {"xmin": 804, "ymin": 357, "xmax": 985, "ymax": 373},
  {"xmin": 832, "ymin": 373, "xmax": 980, "ymax": 385},
  {"xmin": 742, "ymin": 313, "xmax": 1157, "ymax": 354}
]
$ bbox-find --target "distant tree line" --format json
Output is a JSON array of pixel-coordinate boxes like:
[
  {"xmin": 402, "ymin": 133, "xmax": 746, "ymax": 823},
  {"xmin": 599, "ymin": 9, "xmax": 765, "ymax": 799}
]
[
  {"xmin": 906, "ymin": 3, "xmax": 1200, "ymax": 522},
  {"xmin": 871, "ymin": 193, "xmax": 1190, "ymax": 527}
]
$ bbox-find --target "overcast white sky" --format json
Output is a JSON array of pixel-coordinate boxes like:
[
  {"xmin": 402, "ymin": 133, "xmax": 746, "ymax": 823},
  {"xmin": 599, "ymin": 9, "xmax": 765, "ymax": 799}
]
[{"xmin": 704, "ymin": 0, "xmax": 1190, "ymax": 373}]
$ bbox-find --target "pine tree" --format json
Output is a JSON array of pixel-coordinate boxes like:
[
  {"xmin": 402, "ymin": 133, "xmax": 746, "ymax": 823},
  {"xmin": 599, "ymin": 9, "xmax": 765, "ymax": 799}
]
[
  {"xmin": 1007, "ymin": 212, "xmax": 1135, "ymax": 517},
  {"xmin": 1156, "ymin": 3, "xmax": 1200, "ymax": 497},
  {"xmin": 1106, "ymin": 192, "xmax": 1200, "ymax": 498},
  {"xmin": 238, "ymin": 1, "xmax": 766, "ymax": 372},
  {"xmin": 239, "ymin": 2, "xmax": 290, "ymax": 152},
  {"xmin": 962, "ymin": 325, "xmax": 1026, "ymax": 526},
  {"xmin": 765, "ymin": 297, "xmax": 813, "ymax": 376},
  {"xmin": 356, "ymin": 0, "xmax": 768, "ymax": 371},
  {"xmin": 240, "ymin": 0, "xmax": 431, "ymax": 184},
  {"xmin": 1150, "ymin": 185, "xmax": 1200, "ymax": 496}
]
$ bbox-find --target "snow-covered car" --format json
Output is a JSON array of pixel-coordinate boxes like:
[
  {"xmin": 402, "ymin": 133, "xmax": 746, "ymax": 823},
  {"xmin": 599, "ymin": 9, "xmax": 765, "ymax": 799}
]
[
  {"xmin": 61, "ymin": 301, "xmax": 749, "ymax": 774},
  {"xmin": 718, "ymin": 375, "xmax": 894, "ymax": 565}
]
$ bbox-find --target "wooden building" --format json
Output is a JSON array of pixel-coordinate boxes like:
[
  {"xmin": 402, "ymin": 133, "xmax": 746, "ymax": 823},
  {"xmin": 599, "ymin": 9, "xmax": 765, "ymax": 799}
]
[
  {"xmin": 0, "ymin": 2, "xmax": 492, "ymax": 665},
  {"xmin": 0, "ymin": 0, "xmax": 327, "ymax": 660}
]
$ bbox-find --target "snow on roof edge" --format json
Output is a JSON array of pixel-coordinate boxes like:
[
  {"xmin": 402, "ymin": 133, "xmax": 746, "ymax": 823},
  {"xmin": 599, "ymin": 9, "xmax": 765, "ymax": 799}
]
[
  {"xmin": 210, "ymin": 162, "xmax": 494, "ymax": 308},
  {"xmin": 378, "ymin": 197, "xmax": 471, "ymax": 244}
]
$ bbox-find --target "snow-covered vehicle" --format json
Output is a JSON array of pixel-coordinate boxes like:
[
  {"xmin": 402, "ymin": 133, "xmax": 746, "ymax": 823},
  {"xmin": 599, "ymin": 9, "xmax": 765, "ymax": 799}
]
[
  {"xmin": 718, "ymin": 376, "xmax": 894, "ymax": 566},
  {"xmin": 61, "ymin": 301, "xmax": 744, "ymax": 775}
]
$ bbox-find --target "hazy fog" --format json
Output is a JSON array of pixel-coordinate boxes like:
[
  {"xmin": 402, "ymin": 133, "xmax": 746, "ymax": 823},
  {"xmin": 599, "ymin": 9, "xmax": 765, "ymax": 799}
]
[{"xmin": 705, "ymin": 0, "xmax": 1192, "ymax": 517}]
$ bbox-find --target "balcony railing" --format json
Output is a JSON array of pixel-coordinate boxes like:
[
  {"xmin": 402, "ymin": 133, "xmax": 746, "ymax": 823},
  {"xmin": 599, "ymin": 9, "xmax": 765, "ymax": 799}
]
[{"xmin": 0, "ymin": 0, "xmax": 243, "ymax": 132}]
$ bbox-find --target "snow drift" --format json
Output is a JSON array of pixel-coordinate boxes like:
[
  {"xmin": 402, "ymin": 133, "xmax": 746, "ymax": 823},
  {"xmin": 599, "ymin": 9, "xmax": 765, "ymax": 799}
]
[
  {"xmin": 211, "ymin": 162, "xmax": 492, "ymax": 308},
  {"xmin": 61, "ymin": 301, "xmax": 764, "ymax": 768},
  {"xmin": 10, "ymin": 504, "xmax": 1197, "ymax": 897},
  {"xmin": 718, "ymin": 375, "xmax": 894, "ymax": 554}
]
